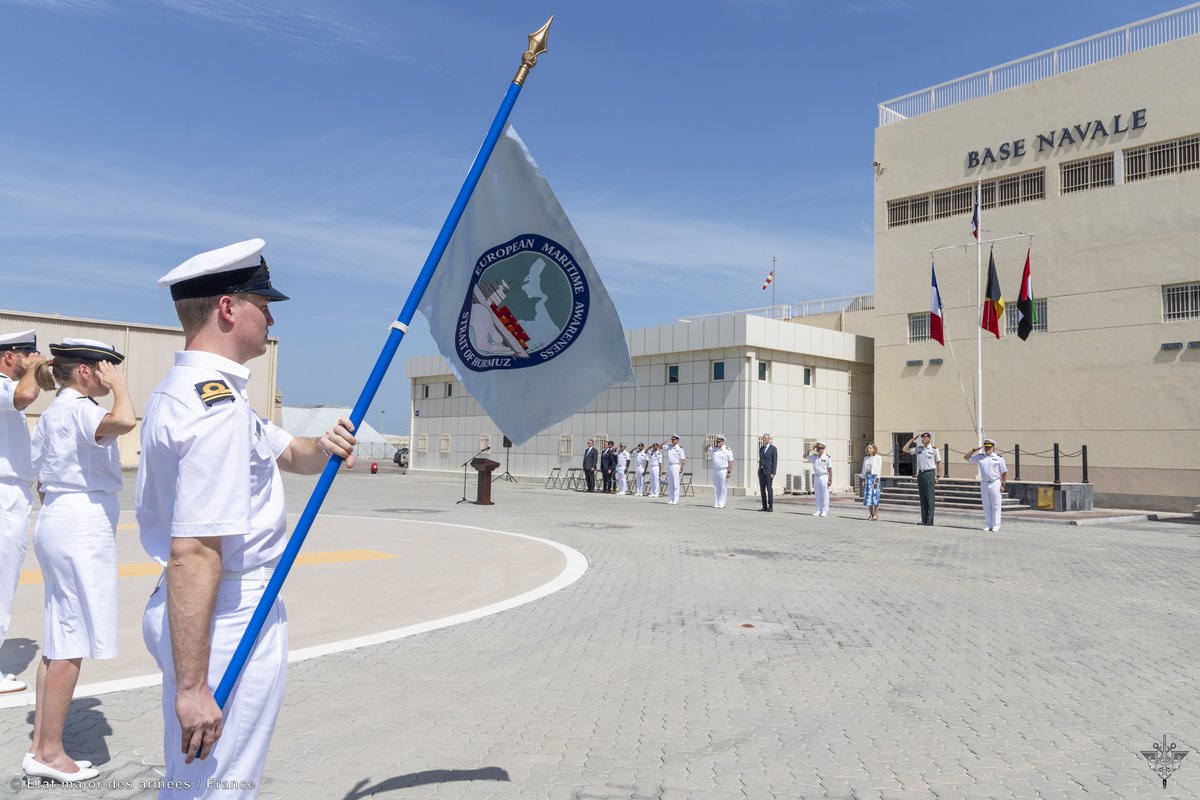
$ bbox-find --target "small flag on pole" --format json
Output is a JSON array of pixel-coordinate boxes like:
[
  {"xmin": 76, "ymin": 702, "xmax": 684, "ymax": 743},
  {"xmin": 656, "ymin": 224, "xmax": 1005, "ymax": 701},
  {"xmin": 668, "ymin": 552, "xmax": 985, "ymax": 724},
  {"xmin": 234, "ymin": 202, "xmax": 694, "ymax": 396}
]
[
  {"xmin": 929, "ymin": 262, "xmax": 945, "ymax": 345},
  {"xmin": 1016, "ymin": 248, "xmax": 1036, "ymax": 341},
  {"xmin": 761, "ymin": 270, "xmax": 774, "ymax": 290},
  {"xmin": 971, "ymin": 197, "xmax": 980, "ymax": 240},
  {"xmin": 419, "ymin": 126, "xmax": 634, "ymax": 446},
  {"xmin": 981, "ymin": 248, "xmax": 1004, "ymax": 339}
]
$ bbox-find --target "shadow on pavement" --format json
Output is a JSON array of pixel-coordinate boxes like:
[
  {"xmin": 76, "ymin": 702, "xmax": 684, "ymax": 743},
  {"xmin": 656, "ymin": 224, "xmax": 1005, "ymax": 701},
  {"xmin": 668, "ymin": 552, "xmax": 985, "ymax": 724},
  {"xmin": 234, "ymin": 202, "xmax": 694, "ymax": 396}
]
[
  {"xmin": 344, "ymin": 767, "xmax": 510, "ymax": 798},
  {"xmin": 23, "ymin": 696, "xmax": 113, "ymax": 765},
  {"xmin": 0, "ymin": 637, "xmax": 38, "ymax": 677}
]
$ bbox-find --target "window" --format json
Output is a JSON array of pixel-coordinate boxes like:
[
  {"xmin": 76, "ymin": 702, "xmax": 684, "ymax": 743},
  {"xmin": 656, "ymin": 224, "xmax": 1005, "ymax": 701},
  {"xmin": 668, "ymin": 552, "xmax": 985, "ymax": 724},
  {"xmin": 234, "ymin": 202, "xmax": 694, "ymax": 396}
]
[
  {"xmin": 667, "ymin": 364, "xmax": 679, "ymax": 384},
  {"xmin": 559, "ymin": 435, "xmax": 573, "ymax": 457},
  {"xmin": 417, "ymin": 434, "xmax": 428, "ymax": 453},
  {"xmin": 1061, "ymin": 153, "xmax": 1114, "ymax": 194},
  {"xmin": 711, "ymin": 361, "xmax": 725, "ymax": 381},
  {"xmin": 1163, "ymin": 283, "xmax": 1200, "ymax": 322},
  {"xmin": 479, "ymin": 434, "xmax": 491, "ymax": 451},
  {"xmin": 908, "ymin": 312, "xmax": 931, "ymax": 343},
  {"xmin": 888, "ymin": 168, "xmax": 1045, "ymax": 229},
  {"xmin": 803, "ymin": 367, "xmax": 814, "ymax": 386},
  {"xmin": 703, "ymin": 434, "xmax": 720, "ymax": 459},
  {"xmin": 440, "ymin": 434, "xmax": 452, "ymax": 454},
  {"xmin": 758, "ymin": 361, "xmax": 770, "ymax": 381},
  {"xmin": 1126, "ymin": 134, "xmax": 1200, "ymax": 183},
  {"xmin": 446, "ymin": 383, "xmax": 454, "ymax": 397},
  {"xmin": 1005, "ymin": 299, "xmax": 1048, "ymax": 335},
  {"xmin": 422, "ymin": 384, "xmax": 430, "ymax": 399},
  {"xmin": 595, "ymin": 434, "xmax": 608, "ymax": 450}
]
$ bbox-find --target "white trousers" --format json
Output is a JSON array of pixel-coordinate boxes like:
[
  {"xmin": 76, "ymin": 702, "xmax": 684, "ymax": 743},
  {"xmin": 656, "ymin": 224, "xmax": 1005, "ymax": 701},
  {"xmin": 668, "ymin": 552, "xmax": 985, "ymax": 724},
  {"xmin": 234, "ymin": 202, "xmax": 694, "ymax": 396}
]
[
  {"xmin": 649, "ymin": 466, "xmax": 661, "ymax": 496},
  {"xmin": 144, "ymin": 576, "xmax": 288, "ymax": 799},
  {"xmin": 814, "ymin": 474, "xmax": 830, "ymax": 514},
  {"xmin": 34, "ymin": 492, "xmax": 119, "ymax": 660},
  {"xmin": 667, "ymin": 464, "xmax": 682, "ymax": 503},
  {"xmin": 617, "ymin": 470, "xmax": 627, "ymax": 494},
  {"xmin": 981, "ymin": 479, "xmax": 1003, "ymax": 529},
  {"xmin": 712, "ymin": 469, "xmax": 728, "ymax": 508},
  {"xmin": 634, "ymin": 467, "xmax": 645, "ymax": 496},
  {"xmin": 0, "ymin": 478, "xmax": 31, "ymax": 647}
]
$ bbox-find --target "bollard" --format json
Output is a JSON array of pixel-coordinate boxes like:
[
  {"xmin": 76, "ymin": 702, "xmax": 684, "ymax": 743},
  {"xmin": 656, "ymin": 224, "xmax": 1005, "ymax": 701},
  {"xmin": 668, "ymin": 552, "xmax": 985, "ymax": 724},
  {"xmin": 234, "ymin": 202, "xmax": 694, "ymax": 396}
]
[
  {"xmin": 943, "ymin": 443, "xmax": 949, "ymax": 478},
  {"xmin": 1014, "ymin": 444, "xmax": 1021, "ymax": 481},
  {"xmin": 1053, "ymin": 442, "xmax": 1061, "ymax": 486},
  {"xmin": 1081, "ymin": 444, "xmax": 1089, "ymax": 484}
]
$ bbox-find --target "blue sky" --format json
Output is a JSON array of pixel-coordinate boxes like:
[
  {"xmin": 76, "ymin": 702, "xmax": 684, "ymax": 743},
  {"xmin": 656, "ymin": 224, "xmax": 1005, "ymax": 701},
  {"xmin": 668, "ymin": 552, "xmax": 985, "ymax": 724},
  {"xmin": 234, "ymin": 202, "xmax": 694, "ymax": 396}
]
[{"xmin": 0, "ymin": 0, "xmax": 1184, "ymax": 433}]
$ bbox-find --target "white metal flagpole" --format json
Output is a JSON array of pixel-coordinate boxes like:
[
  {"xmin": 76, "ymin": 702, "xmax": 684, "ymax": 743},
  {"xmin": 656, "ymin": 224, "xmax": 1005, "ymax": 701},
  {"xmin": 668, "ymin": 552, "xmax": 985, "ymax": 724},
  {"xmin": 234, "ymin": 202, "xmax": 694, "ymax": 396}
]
[
  {"xmin": 976, "ymin": 179, "xmax": 983, "ymax": 447},
  {"xmin": 772, "ymin": 256, "xmax": 777, "ymax": 315}
]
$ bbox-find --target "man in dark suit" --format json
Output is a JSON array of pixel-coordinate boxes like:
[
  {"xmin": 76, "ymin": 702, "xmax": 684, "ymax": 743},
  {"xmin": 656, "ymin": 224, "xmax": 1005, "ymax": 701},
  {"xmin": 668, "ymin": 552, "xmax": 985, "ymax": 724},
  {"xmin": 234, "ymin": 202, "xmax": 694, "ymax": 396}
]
[
  {"xmin": 758, "ymin": 433, "xmax": 778, "ymax": 511},
  {"xmin": 601, "ymin": 441, "xmax": 616, "ymax": 493},
  {"xmin": 582, "ymin": 439, "xmax": 598, "ymax": 492}
]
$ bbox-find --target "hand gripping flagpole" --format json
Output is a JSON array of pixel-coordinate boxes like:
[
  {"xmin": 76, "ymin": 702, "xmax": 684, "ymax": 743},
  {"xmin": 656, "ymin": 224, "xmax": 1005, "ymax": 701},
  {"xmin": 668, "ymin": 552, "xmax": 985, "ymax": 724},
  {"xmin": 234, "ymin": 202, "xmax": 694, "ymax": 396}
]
[{"xmin": 209, "ymin": 17, "xmax": 554, "ymax": 715}]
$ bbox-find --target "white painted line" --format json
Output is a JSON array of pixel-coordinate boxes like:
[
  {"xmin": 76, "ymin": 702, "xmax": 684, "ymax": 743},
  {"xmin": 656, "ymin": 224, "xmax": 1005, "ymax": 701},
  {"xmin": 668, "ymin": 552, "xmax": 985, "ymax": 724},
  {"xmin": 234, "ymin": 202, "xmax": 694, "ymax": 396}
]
[{"xmin": 0, "ymin": 520, "xmax": 587, "ymax": 709}]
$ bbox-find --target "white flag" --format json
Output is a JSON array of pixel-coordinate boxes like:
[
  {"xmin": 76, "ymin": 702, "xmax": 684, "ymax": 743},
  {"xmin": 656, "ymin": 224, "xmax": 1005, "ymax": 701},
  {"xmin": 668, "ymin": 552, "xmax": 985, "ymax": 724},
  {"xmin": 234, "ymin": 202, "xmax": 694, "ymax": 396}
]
[{"xmin": 419, "ymin": 126, "xmax": 634, "ymax": 446}]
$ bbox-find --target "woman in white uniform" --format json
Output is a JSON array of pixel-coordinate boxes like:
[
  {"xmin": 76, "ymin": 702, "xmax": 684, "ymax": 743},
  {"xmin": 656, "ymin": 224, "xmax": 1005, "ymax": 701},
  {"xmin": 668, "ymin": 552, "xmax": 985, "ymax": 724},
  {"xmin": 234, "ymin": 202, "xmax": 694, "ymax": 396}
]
[{"xmin": 24, "ymin": 339, "xmax": 135, "ymax": 783}]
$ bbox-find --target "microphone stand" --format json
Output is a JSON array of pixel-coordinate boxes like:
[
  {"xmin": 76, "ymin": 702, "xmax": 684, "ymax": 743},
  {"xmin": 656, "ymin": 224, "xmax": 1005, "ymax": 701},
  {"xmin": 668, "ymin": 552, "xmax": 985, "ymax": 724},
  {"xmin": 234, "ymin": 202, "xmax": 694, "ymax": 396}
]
[{"xmin": 457, "ymin": 447, "xmax": 490, "ymax": 504}]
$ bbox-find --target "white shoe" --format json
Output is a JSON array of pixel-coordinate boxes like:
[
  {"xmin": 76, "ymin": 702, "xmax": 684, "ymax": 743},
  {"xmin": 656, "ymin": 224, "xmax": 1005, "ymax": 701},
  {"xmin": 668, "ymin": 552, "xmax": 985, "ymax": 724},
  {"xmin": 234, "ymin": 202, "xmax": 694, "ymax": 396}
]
[
  {"xmin": 0, "ymin": 674, "xmax": 27, "ymax": 693},
  {"xmin": 819, "ymin": 511, "xmax": 827, "ymax": 517},
  {"xmin": 812, "ymin": 511, "xmax": 821, "ymax": 516},
  {"xmin": 26, "ymin": 754, "xmax": 90, "ymax": 769},
  {"xmin": 22, "ymin": 753, "xmax": 100, "ymax": 783},
  {"xmin": 617, "ymin": 491, "xmax": 625, "ymax": 495}
]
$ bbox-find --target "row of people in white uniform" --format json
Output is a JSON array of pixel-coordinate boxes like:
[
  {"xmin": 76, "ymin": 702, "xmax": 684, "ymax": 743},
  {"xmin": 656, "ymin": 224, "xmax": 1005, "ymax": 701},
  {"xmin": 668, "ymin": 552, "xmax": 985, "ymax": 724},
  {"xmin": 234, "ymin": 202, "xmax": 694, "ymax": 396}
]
[
  {"xmin": 0, "ymin": 239, "xmax": 360, "ymax": 797},
  {"xmin": 597, "ymin": 436, "xmax": 735, "ymax": 508}
]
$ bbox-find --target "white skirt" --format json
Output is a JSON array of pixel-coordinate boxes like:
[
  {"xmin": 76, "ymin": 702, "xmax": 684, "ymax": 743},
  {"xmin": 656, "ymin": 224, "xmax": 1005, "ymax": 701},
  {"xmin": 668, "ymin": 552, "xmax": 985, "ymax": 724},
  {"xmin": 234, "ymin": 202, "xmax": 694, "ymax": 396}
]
[{"xmin": 33, "ymin": 491, "xmax": 119, "ymax": 660}]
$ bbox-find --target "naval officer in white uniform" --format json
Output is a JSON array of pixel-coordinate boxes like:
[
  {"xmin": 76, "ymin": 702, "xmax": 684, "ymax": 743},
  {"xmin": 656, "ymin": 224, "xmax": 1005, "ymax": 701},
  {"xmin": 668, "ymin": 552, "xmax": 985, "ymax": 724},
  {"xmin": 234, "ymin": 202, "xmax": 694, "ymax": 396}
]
[
  {"xmin": 25, "ymin": 339, "xmax": 135, "ymax": 783},
  {"xmin": 647, "ymin": 444, "xmax": 663, "ymax": 497},
  {"xmin": 807, "ymin": 442, "xmax": 833, "ymax": 516},
  {"xmin": 965, "ymin": 438, "xmax": 1009, "ymax": 532},
  {"xmin": 137, "ymin": 239, "xmax": 357, "ymax": 799},
  {"xmin": 663, "ymin": 435, "xmax": 686, "ymax": 504},
  {"xmin": 0, "ymin": 329, "xmax": 44, "ymax": 695},
  {"xmin": 709, "ymin": 435, "xmax": 734, "ymax": 508}
]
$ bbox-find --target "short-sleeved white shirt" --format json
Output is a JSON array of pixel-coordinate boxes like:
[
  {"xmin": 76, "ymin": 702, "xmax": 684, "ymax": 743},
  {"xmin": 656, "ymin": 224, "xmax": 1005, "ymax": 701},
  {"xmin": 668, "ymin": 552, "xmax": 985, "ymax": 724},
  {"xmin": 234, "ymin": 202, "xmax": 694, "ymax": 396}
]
[
  {"xmin": 808, "ymin": 452, "xmax": 832, "ymax": 476},
  {"xmin": 710, "ymin": 445, "xmax": 733, "ymax": 470},
  {"xmin": 968, "ymin": 452, "xmax": 1008, "ymax": 483},
  {"xmin": 32, "ymin": 388, "xmax": 121, "ymax": 494},
  {"xmin": 648, "ymin": 449, "xmax": 662, "ymax": 468},
  {"xmin": 616, "ymin": 450, "xmax": 629, "ymax": 470},
  {"xmin": 665, "ymin": 444, "xmax": 685, "ymax": 465},
  {"xmin": 0, "ymin": 374, "xmax": 33, "ymax": 482},
  {"xmin": 136, "ymin": 350, "xmax": 294, "ymax": 571}
]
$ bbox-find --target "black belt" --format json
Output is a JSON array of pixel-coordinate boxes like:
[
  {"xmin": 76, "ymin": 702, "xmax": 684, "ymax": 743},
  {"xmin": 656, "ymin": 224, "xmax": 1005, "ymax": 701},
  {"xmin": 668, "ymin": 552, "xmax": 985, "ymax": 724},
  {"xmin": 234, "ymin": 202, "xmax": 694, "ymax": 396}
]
[{"xmin": 919, "ymin": 469, "xmax": 936, "ymax": 474}]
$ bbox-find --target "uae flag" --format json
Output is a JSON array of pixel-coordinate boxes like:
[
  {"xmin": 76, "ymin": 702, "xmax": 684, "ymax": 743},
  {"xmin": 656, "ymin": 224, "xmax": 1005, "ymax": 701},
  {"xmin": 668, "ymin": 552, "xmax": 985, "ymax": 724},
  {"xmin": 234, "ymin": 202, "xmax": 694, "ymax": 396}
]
[
  {"xmin": 1016, "ymin": 248, "xmax": 1036, "ymax": 341},
  {"xmin": 981, "ymin": 249, "xmax": 1004, "ymax": 339},
  {"xmin": 929, "ymin": 262, "xmax": 945, "ymax": 345}
]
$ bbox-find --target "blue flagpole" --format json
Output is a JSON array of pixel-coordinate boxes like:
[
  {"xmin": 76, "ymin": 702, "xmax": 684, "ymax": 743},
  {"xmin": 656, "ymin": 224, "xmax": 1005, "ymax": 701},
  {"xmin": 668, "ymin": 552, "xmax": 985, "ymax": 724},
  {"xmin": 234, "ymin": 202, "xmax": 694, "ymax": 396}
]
[{"xmin": 210, "ymin": 17, "xmax": 555, "ymax": 714}]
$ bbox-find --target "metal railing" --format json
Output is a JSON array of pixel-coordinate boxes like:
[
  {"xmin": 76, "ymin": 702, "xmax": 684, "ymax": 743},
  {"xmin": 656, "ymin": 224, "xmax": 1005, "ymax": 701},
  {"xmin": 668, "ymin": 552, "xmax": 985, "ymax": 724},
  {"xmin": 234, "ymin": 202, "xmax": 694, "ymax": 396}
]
[
  {"xmin": 679, "ymin": 294, "xmax": 875, "ymax": 324},
  {"xmin": 879, "ymin": 4, "xmax": 1200, "ymax": 126}
]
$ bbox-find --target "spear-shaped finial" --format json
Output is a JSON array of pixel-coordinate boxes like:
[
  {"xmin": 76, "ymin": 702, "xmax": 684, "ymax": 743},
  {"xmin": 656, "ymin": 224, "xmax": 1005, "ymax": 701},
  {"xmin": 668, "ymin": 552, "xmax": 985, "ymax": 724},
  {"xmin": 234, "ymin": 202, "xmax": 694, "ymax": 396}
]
[{"xmin": 514, "ymin": 16, "xmax": 553, "ymax": 86}]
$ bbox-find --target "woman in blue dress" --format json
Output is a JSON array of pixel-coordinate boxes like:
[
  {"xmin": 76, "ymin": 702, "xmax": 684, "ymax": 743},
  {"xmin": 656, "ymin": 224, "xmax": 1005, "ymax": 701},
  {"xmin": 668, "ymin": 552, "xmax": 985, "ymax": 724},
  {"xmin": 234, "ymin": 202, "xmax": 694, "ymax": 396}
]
[{"xmin": 861, "ymin": 443, "xmax": 883, "ymax": 521}]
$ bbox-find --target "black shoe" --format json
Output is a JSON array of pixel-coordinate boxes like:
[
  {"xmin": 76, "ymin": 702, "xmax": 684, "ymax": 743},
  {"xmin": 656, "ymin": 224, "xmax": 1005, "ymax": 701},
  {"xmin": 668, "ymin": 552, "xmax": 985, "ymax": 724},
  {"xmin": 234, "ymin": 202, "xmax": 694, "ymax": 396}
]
[{"xmin": 766, "ymin": 507, "xmax": 773, "ymax": 512}]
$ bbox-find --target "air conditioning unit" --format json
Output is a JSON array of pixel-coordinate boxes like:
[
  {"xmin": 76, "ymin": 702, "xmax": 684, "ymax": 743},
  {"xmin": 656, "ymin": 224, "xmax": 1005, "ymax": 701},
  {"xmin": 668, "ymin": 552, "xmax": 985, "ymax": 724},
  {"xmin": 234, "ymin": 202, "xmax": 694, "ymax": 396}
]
[{"xmin": 785, "ymin": 472, "xmax": 811, "ymax": 494}]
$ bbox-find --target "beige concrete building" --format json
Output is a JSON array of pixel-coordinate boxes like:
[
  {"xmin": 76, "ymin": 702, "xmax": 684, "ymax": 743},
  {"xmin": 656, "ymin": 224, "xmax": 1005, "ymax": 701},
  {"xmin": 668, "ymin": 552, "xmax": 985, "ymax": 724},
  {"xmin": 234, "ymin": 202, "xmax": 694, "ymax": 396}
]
[
  {"xmin": 1, "ymin": 309, "xmax": 280, "ymax": 467},
  {"xmin": 407, "ymin": 311, "xmax": 874, "ymax": 497},
  {"xmin": 874, "ymin": 6, "xmax": 1200, "ymax": 510}
]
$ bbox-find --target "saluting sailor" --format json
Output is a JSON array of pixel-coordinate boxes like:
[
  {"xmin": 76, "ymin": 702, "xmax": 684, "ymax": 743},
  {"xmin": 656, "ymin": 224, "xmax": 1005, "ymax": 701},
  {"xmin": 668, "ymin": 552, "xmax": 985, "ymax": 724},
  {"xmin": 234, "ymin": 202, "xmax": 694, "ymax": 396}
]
[
  {"xmin": 964, "ymin": 438, "xmax": 1008, "ymax": 532},
  {"xmin": 0, "ymin": 329, "xmax": 44, "ymax": 695},
  {"xmin": 647, "ymin": 443, "xmax": 663, "ymax": 497},
  {"xmin": 663, "ymin": 435, "xmax": 686, "ymax": 505},
  {"xmin": 24, "ymin": 339, "xmax": 135, "ymax": 783},
  {"xmin": 137, "ymin": 239, "xmax": 357, "ymax": 799},
  {"xmin": 632, "ymin": 443, "xmax": 647, "ymax": 496},
  {"xmin": 615, "ymin": 444, "xmax": 630, "ymax": 495},
  {"xmin": 709, "ymin": 435, "xmax": 733, "ymax": 509},
  {"xmin": 806, "ymin": 442, "xmax": 833, "ymax": 517}
]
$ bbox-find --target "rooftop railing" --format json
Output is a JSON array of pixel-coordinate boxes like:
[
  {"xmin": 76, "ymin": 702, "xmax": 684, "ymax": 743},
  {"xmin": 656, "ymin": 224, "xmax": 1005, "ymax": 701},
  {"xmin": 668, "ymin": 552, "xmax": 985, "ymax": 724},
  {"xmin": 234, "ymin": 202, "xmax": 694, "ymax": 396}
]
[
  {"xmin": 878, "ymin": 3, "xmax": 1200, "ymax": 127},
  {"xmin": 678, "ymin": 293, "xmax": 875, "ymax": 324}
]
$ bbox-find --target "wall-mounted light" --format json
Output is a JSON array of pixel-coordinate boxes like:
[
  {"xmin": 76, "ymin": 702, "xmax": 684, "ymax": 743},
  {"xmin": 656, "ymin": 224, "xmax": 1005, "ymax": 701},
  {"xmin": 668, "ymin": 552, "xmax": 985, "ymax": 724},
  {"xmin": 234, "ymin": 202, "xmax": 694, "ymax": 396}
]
[
  {"xmin": 1161, "ymin": 342, "xmax": 1183, "ymax": 351},
  {"xmin": 906, "ymin": 359, "xmax": 924, "ymax": 366},
  {"xmin": 929, "ymin": 358, "xmax": 944, "ymax": 366}
]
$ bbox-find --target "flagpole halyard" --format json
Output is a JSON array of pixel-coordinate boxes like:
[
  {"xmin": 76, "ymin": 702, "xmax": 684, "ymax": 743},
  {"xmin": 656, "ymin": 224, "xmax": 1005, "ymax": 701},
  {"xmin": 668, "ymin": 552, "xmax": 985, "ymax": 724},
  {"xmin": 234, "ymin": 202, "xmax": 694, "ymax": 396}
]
[{"xmin": 209, "ymin": 18, "xmax": 554, "ymax": 716}]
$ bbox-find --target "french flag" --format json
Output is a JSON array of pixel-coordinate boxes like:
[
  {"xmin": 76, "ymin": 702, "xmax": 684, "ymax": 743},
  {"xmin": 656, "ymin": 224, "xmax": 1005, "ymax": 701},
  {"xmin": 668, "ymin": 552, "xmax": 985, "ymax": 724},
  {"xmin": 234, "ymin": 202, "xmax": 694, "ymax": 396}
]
[
  {"xmin": 970, "ymin": 198, "xmax": 979, "ymax": 240},
  {"xmin": 930, "ymin": 262, "xmax": 945, "ymax": 345}
]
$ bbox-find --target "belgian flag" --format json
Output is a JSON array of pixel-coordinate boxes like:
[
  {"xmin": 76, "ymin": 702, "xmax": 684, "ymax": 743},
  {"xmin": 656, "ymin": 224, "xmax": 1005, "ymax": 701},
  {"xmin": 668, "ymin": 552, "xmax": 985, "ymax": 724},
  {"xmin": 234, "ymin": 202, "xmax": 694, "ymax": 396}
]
[
  {"xmin": 981, "ymin": 248, "xmax": 1004, "ymax": 339},
  {"xmin": 1016, "ymin": 249, "xmax": 1036, "ymax": 341}
]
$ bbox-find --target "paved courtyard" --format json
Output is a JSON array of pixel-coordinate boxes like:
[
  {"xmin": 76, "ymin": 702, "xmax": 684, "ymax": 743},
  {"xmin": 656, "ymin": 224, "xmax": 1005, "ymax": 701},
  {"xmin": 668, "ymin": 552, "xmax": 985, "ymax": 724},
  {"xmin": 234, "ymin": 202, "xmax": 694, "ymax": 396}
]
[{"xmin": 2, "ymin": 469, "xmax": 1198, "ymax": 799}]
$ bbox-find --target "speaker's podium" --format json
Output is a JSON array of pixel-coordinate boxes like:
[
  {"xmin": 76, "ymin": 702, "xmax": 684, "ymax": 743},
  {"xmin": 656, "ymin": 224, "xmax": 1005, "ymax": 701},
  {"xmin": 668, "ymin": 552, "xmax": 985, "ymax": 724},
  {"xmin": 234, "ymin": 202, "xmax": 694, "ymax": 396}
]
[{"xmin": 470, "ymin": 457, "xmax": 501, "ymax": 505}]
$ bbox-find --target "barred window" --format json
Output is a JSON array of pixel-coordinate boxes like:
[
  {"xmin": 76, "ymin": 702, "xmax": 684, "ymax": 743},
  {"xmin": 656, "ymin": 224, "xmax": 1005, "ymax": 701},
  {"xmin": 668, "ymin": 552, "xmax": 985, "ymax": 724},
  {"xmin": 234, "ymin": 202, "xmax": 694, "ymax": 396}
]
[
  {"xmin": 1061, "ymin": 154, "xmax": 1114, "ymax": 194},
  {"xmin": 933, "ymin": 186, "xmax": 973, "ymax": 219},
  {"xmin": 417, "ymin": 434, "xmax": 428, "ymax": 453},
  {"xmin": 1126, "ymin": 135, "xmax": 1200, "ymax": 183},
  {"xmin": 595, "ymin": 433, "xmax": 609, "ymax": 449},
  {"xmin": 1005, "ymin": 299, "xmax": 1048, "ymax": 335},
  {"xmin": 908, "ymin": 312, "xmax": 931, "ymax": 343},
  {"xmin": 1020, "ymin": 170, "xmax": 1045, "ymax": 201},
  {"xmin": 1163, "ymin": 283, "xmax": 1200, "ymax": 322},
  {"xmin": 480, "ymin": 434, "xmax": 491, "ymax": 452},
  {"xmin": 996, "ymin": 174, "xmax": 1022, "ymax": 206},
  {"xmin": 440, "ymin": 434, "xmax": 452, "ymax": 454},
  {"xmin": 703, "ymin": 434, "xmax": 720, "ymax": 460},
  {"xmin": 559, "ymin": 435, "xmax": 573, "ymax": 457},
  {"xmin": 888, "ymin": 168, "xmax": 1045, "ymax": 229}
]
